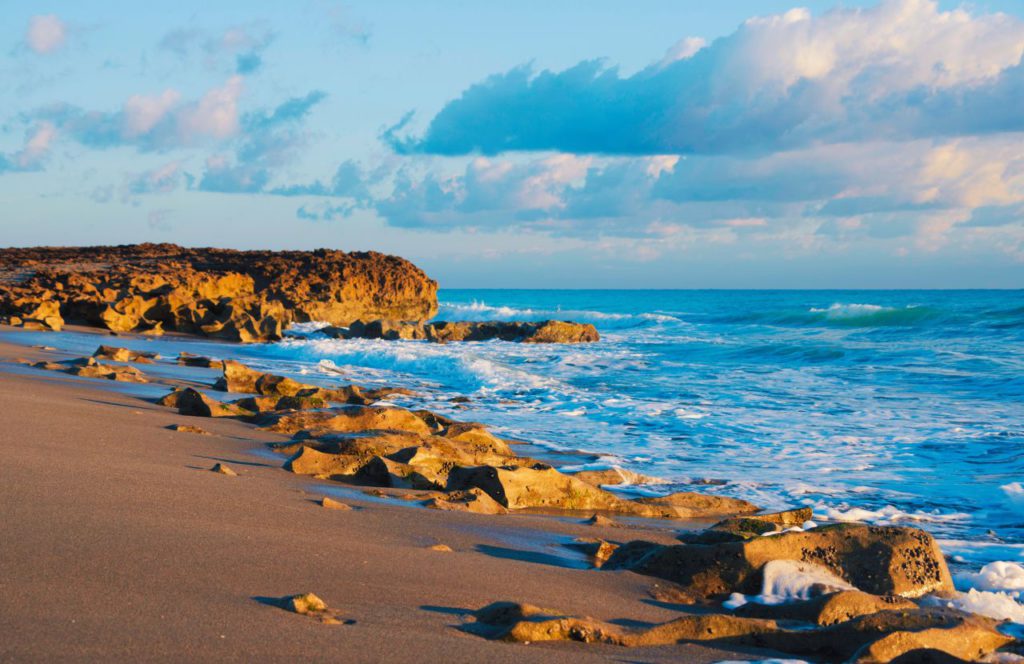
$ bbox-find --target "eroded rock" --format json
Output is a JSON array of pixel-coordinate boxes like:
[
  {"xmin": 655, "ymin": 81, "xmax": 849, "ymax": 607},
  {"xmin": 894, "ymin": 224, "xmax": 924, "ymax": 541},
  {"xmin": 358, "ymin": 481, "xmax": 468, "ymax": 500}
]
[
  {"xmin": 0, "ymin": 244, "xmax": 438, "ymax": 342},
  {"xmin": 604, "ymin": 524, "xmax": 955, "ymax": 599},
  {"xmin": 93, "ymin": 345, "xmax": 159, "ymax": 364}
]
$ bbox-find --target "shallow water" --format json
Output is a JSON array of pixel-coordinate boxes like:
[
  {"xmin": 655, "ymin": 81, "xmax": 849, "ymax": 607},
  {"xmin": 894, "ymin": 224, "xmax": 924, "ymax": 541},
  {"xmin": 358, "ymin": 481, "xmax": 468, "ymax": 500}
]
[{"xmin": 262, "ymin": 290, "xmax": 1024, "ymax": 578}]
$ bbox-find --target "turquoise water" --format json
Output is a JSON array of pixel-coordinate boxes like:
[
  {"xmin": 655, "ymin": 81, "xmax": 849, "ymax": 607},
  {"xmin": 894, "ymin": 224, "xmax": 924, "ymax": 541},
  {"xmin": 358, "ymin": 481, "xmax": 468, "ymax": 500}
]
[{"xmin": 267, "ymin": 289, "xmax": 1024, "ymax": 573}]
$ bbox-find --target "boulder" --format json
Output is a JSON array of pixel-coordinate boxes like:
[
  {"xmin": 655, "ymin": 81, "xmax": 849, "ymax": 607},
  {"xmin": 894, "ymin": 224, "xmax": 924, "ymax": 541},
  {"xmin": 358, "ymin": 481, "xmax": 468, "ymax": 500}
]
[
  {"xmin": 572, "ymin": 467, "xmax": 664, "ymax": 487},
  {"xmin": 632, "ymin": 492, "xmax": 760, "ymax": 518},
  {"xmin": 211, "ymin": 463, "xmax": 237, "ymax": 476},
  {"xmin": 321, "ymin": 497, "xmax": 351, "ymax": 510},
  {"xmin": 284, "ymin": 446, "xmax": 366, "ymax": 478},
  {"xmin": 603, "ymin": 524, "xmax": 955, "ymax": 599},
  {"xmin": 176, "ymin": 352, "xmax": 220, "ymax": 368},
  {"xmin": 422, "ymin": 488, "xmax": 508, "ymax": 515},
  {"xmin": 169, "ymin": 388, "xmax": 254, "ymax": 418},
  {"xmin": 424, "ymin": 320, "xmax": 599, "ymax": 344},
  {"xmin": 687, "ymin": 507, "xmax": 816, "ymax": 543},
  {"xmin": 92, "ymin": 345, "xmax": 159, "ymax": 364},
  {"xmin": 263, "ymin": 406, "xmax": 433, "ymax": 436}
]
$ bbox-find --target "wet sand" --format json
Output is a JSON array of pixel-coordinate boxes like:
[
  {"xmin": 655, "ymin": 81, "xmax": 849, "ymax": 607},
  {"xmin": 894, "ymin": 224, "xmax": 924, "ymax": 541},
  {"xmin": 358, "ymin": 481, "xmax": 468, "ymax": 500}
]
[{"xmin": 0, "ymin": 331, "xmax": 771, "ymax": 663}]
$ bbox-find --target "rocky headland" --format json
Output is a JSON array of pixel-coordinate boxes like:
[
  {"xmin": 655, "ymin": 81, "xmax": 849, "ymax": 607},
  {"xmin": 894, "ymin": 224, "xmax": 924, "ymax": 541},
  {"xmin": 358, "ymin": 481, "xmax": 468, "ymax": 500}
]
[
  {"xmin": 0, "ymin": 244, "xmax": 438, "ymax": 342},
  {"xmin": 0, "ymin": 244, "xmax": 599, "ymax": 344}
]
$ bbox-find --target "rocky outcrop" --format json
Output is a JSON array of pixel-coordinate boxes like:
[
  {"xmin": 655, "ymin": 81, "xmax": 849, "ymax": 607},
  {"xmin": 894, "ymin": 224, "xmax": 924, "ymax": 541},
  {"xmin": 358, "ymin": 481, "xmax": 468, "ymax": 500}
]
[
  {"xmin": 92, "ymin": 345, "xmax": 159, "ymax": 364},
  {"xmin": 159, "ymin": 388, "xmax": 254, "ymax": 418},
  {"xmin": 466, "ymin": 601, "xmax": 1015, "ymax": 662},
  {"xmin": 325, "ymin": 319, "xmax": 600, "ymax": 344},
  {"xmin": 33, "ymin": 356, "xmax": 148, "ymax": 382},
  {"xmin": 213, "ymin": 360, "xmax": 406, "ymax": 405},
  {"xmin": 0, "ymin": 244, "xmax": 438, "ymax": 342},
  {"xmin": 604, "ymin": 524, "xmax": 954, "ymax": 599}
]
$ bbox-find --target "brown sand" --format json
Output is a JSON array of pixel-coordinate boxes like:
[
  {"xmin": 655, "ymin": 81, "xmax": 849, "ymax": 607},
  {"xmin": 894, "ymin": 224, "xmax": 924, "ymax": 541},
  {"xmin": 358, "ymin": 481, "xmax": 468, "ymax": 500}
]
[{"xmin": 0, "ymin": 333, "xmax": 771, "ymax": 662}]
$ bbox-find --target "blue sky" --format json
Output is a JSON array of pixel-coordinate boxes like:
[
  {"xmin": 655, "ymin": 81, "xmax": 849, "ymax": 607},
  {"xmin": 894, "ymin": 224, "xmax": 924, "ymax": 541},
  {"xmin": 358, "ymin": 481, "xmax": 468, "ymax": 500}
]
[{"xmin": 1, "ymin": 0, "xmax": 1023, "ymax": 288}]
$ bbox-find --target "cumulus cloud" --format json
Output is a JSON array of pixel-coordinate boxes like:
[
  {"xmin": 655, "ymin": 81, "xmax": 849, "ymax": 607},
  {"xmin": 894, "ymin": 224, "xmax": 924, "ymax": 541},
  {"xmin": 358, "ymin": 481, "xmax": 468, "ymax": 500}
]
[
  {"xmin": 0, "ymin": 122, "xmax": 57, "ymax": 173},
  {"xmin": 370, "ymin": 133, "xmax": 1024, "ymax": 254},
  {"xmin": 394, "ymin": 0, "xmax": 1024, "ymax": 156},
  {"xmin": 34, "ymin": 76, "xmax": 246, "ymax": 151},
  {"xmin": 25, "ymin": 15, "xmax": 67, "ymax": 55}
]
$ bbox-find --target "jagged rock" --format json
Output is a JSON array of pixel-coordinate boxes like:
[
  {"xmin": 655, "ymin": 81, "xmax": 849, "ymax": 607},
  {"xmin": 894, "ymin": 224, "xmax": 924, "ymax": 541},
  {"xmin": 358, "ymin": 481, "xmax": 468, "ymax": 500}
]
[
  {"xmin": 0, "ymin": 244, "xmax": 438, "ymax": 342},
  {"xmin": 263, "ymin": 406, "xmax": 433, "ymax": 436},
  {"xmin": 321, "ymin": 497, "xmax": 351, "ymax": 510},
  {"xmin": 169, "ymin": 424, "xmax": 211, "ymax": 435},
  {"xmin": 572, "ymin": 467, "xmax": 664, "ymax": 487},
  {"xmin": 631, "ymin": 492, "xmax": 759, "ymax": 518},
  {"xmin": 176, "ymin": 352, "xmax": 220, "ymax": 368},
  {"xmin": 735, "ymin": 590, "xmax": 916, "ymax": 626},
  {"xmin": 285, "ymin": 446, "xmax": 367, "ymax": 478},
  {"xmin": 686, "ymin": 507, "xmax": 816, "ymax": 543},
  {"xmin": 425, "ymin": 320, "xmax": 599, "ymax": 344},
  {"xmin": 603, "ymin": 524, "xmax": 955, "ymax": 599},
  {"xmin": 213, "ymin": 360, "xmax": 401, "ymax": 405},
  {"xmin": 467, "ymin": 601, "xmax": 780, "ymax": 645},
  {"xmin": 235, "ymin": 394, "xmax": 329, "ymax": 413},
  {"xmin": 346, "ymin": 319, "xmax": 428, "ymax": 340},
  {"xmin": 167, "ymin": 388, "xmax": 254, "ymax": 418},
  {"xmin": 423, "ymin": 488, "xmax": 508, "ymax": 515},
  {"xmin": 211, "ymin": 463, "xmax": 237, "ymax": 476},
  {"xmin": 465, "ymin": 602, "xmax": 1014, "ymax": 662},
  {"xmin": 92, "ymin": 345, "xmax": 159, "ymax": 364},
  {"xmin": 35, "ymin": 356, "xmax": 148, "ymax": 382}
]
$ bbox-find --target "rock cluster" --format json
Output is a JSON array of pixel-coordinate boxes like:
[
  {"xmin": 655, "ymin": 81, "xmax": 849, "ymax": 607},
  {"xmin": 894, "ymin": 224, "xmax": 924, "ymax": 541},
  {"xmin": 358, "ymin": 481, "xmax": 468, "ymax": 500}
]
[
  {"xmin": 33, "ymin": 356, "xmax": 148, "ymax": 382},
  {"xmin": 0, "ymin": 244, "xmax": 438, "ymax": 342},
  {"xmin": 467, "ymin": 601, "xmax": 1014, "ymax": 662},
  {"xmin": 322, "ymin": 319, "xmax": 600, "ymax": 344}
]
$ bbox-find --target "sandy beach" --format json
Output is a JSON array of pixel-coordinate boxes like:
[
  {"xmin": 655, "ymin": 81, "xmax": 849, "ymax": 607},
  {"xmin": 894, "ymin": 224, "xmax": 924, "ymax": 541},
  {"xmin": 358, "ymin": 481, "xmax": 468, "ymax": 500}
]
[{"xmin": 0, "ymin": 330, "xmax": 749, "ymax": 663}]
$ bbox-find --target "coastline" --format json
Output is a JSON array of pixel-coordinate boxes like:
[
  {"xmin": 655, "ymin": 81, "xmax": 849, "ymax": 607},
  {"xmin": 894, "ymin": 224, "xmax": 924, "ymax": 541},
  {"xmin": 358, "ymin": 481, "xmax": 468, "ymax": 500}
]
[
  {"xmin": 0, "ymin": 329, "xmax": 743, "ymax": 663},
  {"xmin": 2, "ymin": 321, "xmax": 1021, "ymax": 662}
]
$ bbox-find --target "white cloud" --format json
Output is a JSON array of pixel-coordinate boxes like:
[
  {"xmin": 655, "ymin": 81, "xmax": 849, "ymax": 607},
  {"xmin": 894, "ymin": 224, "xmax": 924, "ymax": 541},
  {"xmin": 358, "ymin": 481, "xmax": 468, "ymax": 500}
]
[
  {"xmin": 25, "ymin": 15, "xmax": 67, "ymax": 55},
  {"xmin": 176, "ymin": 76, "xmax": 244, "ymax": 141},
  {"xmin": 400, "ymin": 0, "xmax": 1024, "ymax": 155},
  {"xmin": 123, "ymin": 90, "xmax": 181, "ymax": 138}
]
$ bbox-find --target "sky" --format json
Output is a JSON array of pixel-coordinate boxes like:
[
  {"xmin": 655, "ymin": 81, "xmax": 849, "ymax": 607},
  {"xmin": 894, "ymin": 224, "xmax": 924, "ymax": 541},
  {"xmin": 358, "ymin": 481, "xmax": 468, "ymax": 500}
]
[{"xmin": 1, "ymin": 0, "xmax": 1023, "ymax": 288}]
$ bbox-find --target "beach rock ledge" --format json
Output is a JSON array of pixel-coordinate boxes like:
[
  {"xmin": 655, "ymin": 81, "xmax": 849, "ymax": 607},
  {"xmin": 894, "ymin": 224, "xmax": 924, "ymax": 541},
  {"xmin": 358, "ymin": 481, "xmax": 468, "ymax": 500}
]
[{"xmin": 0, "ymin": 244, "xmax": 438, "ymax": 342}]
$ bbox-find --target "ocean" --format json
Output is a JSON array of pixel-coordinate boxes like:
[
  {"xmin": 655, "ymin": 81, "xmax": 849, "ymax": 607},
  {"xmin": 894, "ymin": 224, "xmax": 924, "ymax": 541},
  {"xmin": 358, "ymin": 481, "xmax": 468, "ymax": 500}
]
[{"xmin": 257, "ymin": 289, "xmax": 1024, "ymax": 580}]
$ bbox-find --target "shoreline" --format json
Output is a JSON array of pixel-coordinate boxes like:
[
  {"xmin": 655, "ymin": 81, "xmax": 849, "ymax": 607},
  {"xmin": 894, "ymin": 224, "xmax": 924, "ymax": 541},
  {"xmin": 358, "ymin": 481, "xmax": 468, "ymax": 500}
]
[
  {"xmin": 0, "ymin": 329, "xmax": 746, "ymax": 663},
  {"xmin": 1, "ymin": 325, "xmax": 1021, "ymax": 662}
]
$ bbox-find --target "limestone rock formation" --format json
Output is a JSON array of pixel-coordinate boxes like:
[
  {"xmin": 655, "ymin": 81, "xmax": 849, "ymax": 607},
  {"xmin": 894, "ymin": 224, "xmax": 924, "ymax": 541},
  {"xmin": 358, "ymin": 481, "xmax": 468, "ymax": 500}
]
[
  {"xmin": 34, "ymin": 356, "xmax": 148, "ymax": 382},
  {"xmin": 161, "ymin": 388, "xmax": 254, "ymax": 418},
  {"xmin": 603, "ymin": 524, "xmax": 954, "ymax": 599},
  {"xmin": 465, "ymin": 601, "xmax": 1015, "ymax": 662},
  {"xmin": 327, "ymin": 319, "xmax": 600, "ymax": 344},
  {"xmin": 0, "ymin": 244, "xmax": 438, "ymax": 342},
  {"xmin": 213, "ymin": 360, "xmax": 405, "ymax": 405},
  {"xmin": 93, "ymin": 345, "xmax": 159, "ymax": 364}
]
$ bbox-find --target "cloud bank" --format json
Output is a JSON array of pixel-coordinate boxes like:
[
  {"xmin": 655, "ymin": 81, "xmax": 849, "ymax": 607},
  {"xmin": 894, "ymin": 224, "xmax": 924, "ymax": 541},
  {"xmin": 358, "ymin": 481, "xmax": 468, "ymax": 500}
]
[{"xmin": 393, "ymin": 0, "xmax": 1024, "ymax": 156}]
